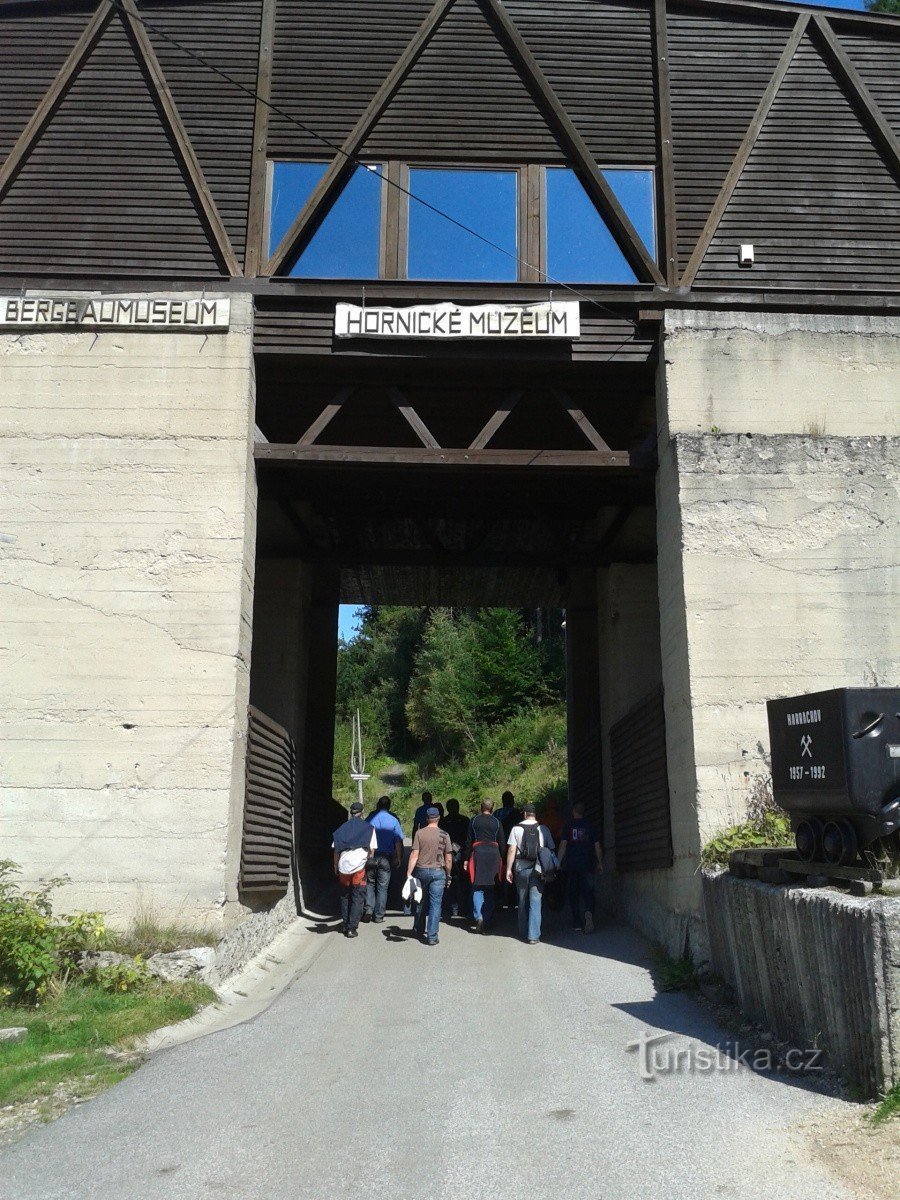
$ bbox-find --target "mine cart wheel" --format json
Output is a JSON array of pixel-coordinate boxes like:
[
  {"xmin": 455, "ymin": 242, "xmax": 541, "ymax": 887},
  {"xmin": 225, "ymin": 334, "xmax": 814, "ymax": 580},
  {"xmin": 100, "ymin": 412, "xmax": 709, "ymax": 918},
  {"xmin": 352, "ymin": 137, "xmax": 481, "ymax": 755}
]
[
  {"xmin": 822, "ymin": 819, "xmax": 858, "ymax": 867},
  {"xmin": 795, "ymin": 818, "xmax": 824, "ymax": 862}
]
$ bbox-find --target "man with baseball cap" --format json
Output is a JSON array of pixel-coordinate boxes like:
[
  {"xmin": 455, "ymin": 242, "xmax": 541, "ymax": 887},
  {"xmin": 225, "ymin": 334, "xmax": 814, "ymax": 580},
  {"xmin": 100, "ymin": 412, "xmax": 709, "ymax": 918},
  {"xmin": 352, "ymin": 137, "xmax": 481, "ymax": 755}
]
[
  {"xmin": 332, "ymin": 800, "xmax": 377, "ymax": 938},
  {"xmin": 406, "ymin": 806, "xmax": 453, "ymax": 946},
  {"xmin": 506, "ymin": 801, "xmax": 555, "ymax": 944}
]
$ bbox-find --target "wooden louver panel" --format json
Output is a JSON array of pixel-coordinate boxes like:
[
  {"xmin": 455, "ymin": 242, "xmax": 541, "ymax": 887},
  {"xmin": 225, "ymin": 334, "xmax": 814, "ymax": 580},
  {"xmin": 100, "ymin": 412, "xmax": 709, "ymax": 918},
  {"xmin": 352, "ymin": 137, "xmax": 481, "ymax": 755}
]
[
  {"xmin": 610, "ymin": 688, "xmax": 673, "ymax": 872},
  {"xmin": 240, "ymin": 706, "xmax": 295, "ymax": 894}
]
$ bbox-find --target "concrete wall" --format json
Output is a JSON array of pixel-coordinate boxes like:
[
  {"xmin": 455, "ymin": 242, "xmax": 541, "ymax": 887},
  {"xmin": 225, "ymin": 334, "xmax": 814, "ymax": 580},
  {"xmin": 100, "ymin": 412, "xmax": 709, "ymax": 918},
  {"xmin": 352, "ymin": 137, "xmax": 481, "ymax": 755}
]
[
  {"xmin": 655, "ymin": 310, "xmax": 900, "ymax": 956},
  {"xmin": 704, "ymin": 872, "xmax": 900, "ymax": 1096},
  {"xmin": 0, "ymin": 293, "xmax": 257, "ymax": 929}
]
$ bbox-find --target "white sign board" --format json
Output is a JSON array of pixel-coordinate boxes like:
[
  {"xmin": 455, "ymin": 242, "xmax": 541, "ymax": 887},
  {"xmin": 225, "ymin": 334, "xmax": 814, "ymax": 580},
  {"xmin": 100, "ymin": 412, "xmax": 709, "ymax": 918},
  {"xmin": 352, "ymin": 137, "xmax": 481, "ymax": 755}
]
[
  {"xmin": 0, "ymin": 295, "xmax": 230, "ymax": 331},
  {"xmin": 335, "ymin": 300, "xmax": 580, "ymax": 340}
]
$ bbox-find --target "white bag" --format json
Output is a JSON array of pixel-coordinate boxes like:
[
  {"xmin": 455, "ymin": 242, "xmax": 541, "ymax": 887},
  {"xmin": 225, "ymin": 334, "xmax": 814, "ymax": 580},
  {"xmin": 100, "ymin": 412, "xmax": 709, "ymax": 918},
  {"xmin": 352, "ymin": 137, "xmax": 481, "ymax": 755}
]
[{"xmin": 402, "ymin": 876, "xmax": 422, "ymax": 904}]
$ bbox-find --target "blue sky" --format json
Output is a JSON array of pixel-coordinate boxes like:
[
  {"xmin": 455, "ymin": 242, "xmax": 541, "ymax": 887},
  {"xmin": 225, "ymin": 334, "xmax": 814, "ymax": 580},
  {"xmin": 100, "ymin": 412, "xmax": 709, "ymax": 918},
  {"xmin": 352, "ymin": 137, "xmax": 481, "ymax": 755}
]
[{"xmin": 339, "ymin": 606, "xmax": 364, "ymax": 642}]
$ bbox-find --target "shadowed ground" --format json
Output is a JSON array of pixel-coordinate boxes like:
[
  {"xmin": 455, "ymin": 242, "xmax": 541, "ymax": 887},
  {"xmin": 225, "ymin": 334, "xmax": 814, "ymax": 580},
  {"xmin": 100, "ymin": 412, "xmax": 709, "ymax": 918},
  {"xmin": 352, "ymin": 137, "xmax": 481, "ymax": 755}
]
[{"xmin": 0, "ymin": 908, "xmax": 857, "ymax": 1200}]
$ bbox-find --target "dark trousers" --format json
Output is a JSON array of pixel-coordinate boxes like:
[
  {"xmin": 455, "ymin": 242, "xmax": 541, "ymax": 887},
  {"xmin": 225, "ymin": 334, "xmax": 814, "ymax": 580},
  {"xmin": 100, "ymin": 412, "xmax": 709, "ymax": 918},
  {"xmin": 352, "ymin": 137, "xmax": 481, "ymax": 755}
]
[
  {"xmin": 340, "ymin": 882, "xmax": 366, "ymax": 932},
  {"xmin": 365, "ymin": 854, "xmax": 393, "ymax": 919},
  {"xmin": 566, "ymin": 869, "xmax": 595, "ymax": 925}
]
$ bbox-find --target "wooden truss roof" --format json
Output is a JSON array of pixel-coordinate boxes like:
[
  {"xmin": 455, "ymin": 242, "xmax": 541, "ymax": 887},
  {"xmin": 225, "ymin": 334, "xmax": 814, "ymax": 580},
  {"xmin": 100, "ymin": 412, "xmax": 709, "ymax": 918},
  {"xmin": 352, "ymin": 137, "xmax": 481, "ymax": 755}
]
[{"xmin": 0, "ymin": 0, "xmax": 897, "ymax": 302}]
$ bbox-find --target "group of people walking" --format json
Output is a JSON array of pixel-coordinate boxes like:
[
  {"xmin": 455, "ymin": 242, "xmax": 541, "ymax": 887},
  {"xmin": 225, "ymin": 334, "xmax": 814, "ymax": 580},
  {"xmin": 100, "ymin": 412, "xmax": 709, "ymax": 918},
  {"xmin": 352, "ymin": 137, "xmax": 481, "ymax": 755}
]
[{"xmin": 332, "ymin": 790, "xmax": 602, "ymax": 947}]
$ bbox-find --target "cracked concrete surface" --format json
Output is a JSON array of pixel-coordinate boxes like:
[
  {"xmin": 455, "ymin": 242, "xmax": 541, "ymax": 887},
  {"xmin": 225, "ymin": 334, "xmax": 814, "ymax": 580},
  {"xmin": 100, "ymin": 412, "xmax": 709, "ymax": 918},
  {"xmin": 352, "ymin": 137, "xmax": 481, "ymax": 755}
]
[{"xmin": 0, "ymin": 294, "xmax": 256, "ymax": 926}]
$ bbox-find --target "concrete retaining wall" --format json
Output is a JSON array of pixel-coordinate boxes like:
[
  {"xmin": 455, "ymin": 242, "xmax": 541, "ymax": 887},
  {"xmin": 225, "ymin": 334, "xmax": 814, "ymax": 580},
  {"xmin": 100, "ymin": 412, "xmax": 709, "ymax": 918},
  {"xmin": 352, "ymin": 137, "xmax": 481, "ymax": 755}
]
[
  {"xmin": 655, "ymin": 309, "xmax": 900, "ymax": 957},
  {"xmin": 0, "ymin": 293, "xmax": 257, "ymax": 928},
  {"xmin": 703, "ymin": 871, "xmax": 900, "ymax": 1096}
]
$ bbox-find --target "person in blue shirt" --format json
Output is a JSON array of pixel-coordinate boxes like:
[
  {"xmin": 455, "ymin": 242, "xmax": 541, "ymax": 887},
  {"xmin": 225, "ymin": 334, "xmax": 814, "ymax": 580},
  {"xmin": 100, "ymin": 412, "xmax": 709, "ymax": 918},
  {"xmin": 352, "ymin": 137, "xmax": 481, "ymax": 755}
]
[
  {"xmin": 557, "ymin": 802, "xmax": 603, "ymax": 934},
  {"xmin": 411, "ymin": 791, "xmax": 434, "ymax": 837},
  {"xmin": 363, "ymin": 796, "xmax": 404, "ymax": 923}
]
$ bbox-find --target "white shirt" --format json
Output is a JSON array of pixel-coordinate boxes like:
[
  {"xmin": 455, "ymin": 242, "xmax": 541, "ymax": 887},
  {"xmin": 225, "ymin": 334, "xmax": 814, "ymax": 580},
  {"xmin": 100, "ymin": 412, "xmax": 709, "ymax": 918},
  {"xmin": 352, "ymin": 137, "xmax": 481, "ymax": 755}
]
[
  {"xmin": 333, "ymin": 830, "xmax": 377, "ymax": 875},
  {"xmin": 509, "ymin": 819, "xmax": 554, "ymax": 854}
]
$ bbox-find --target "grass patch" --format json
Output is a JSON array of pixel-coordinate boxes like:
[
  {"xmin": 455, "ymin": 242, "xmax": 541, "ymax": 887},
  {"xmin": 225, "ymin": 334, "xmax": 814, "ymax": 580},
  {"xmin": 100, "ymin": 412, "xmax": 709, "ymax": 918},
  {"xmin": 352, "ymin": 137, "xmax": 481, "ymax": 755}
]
[
  {"xmin": 104, "ymin": 912, "xmax": 219, "ymax": 959},
  {"xmin": 654, "ymin": 954, "xmax": 701, "ymax": 992},
  {"xmin": 0, "ymin": 979, "xmax": 214, "ymax": 1109},
  {"xmin": 701, "ymin": 810, "xmax": 792, "ymax": 869},
  {"xmin": 872, "ymin": 1082, "xmax": 900, "ymax": 1125}
]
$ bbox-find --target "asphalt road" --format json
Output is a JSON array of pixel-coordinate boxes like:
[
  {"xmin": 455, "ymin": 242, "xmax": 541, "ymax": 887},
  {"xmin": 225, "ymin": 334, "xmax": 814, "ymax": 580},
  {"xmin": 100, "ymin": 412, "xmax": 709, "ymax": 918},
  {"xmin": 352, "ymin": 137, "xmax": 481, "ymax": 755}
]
[{"xmin": 0, "ymin": 907, "xmax": 857, "ymax": 1200}]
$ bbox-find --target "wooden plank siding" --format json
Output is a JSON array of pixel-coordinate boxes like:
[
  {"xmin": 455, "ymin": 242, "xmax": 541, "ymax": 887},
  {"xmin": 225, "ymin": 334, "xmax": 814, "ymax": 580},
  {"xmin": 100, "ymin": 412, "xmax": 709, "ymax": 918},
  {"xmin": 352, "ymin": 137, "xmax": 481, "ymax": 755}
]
[
  {"xmin": 365, "ymin": 0, "xmax": 562, "ymax": 161},
  {"xmin": 0, "ymin": 10, "xmax": 224, "ymax": 278},
  {"xmin": 504, "ymin": 0, "xmax": 657, "ymax": 165},
  {"xmin": 696, "ymin": 35, "xmax": 900, "ymax": 292},
  {"xmin": 0, "ymin": 0, "xmax": 897, "ymax": 298},
  {"xmin": 140, "ymin": 0, "xmax": 263, "ymax": 266},
  {"xmin": 667, "ymin": 6, "xmax": 793, "ymax": 276},
  {"xmin": 0, "ymin": 4, "xmax": 91, "ymax": 166},
  {"xmin": 253, "ymin": 300, "xmax": 656, "ymax": 363},
  {"xmin": 267, "ymin": 0, "xmax": 435, "ymax": 158},
  {"xmin": 840, "ymin": 27, "xmax": 900, "ymax": 143}
]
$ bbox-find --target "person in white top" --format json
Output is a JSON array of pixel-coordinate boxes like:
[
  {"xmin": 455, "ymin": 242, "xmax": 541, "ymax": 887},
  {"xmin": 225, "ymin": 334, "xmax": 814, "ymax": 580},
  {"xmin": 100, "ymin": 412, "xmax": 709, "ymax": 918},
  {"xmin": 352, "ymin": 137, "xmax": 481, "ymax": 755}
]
[
  {"xmin": 506, "ymin": 802, "xmax": 555, "ymax": 944},
  {"xmin": 332, "ymin": 801, "xmax": 377, "ymax": 938}
]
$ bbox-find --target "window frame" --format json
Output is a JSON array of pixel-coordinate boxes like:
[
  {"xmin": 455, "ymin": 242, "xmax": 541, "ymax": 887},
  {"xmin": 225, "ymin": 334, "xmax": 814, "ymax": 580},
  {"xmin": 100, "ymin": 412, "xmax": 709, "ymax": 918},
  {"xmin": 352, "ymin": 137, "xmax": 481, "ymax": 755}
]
[
  {"xmin": 264, "ymin": 158, "xmax": 657, "ymax": 284},
  {"xmin": 403, "ymin": 162, "xmax": 523, "ymax": 284}
]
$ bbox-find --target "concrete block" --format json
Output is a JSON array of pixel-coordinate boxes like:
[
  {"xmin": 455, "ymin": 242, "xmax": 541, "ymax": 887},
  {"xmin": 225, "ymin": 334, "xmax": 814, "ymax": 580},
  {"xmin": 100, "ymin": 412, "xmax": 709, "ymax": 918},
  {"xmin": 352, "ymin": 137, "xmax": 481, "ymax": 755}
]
[{"xmin": 703, "ymin": 871, "xmax": 900, "ymax": 1095}]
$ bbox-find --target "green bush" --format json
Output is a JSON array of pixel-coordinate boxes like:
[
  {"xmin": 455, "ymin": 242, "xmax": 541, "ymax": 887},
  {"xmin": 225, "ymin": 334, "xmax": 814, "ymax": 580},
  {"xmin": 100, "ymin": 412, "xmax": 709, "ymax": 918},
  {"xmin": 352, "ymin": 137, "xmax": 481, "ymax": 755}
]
[
  {"xmin": 701, "ymin": 810, "xmax": 793, "ymax": 869},
  {"xmin": 86, "ymin": 959, "xmax": 151, "ymax": 995},
  {"xmin": 0, "ymin": 861, "xmax": 105, "ymax": 1004}
]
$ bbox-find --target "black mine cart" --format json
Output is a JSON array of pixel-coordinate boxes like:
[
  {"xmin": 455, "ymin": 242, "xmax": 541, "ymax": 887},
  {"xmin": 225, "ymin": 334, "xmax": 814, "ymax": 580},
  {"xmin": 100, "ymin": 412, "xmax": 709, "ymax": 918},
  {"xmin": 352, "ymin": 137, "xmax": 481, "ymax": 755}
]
[{"xmin": 767, "ymin": 688, "xmax": 900, "ymax": 866}]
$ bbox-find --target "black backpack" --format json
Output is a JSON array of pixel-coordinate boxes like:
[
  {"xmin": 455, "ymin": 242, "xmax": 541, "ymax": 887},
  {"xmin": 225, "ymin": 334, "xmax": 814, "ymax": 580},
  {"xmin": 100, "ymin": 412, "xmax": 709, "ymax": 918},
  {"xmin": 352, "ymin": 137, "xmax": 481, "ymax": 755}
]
[{"xmin": 519, "ymin": 823, "xmax": 542, "ymax": 864}]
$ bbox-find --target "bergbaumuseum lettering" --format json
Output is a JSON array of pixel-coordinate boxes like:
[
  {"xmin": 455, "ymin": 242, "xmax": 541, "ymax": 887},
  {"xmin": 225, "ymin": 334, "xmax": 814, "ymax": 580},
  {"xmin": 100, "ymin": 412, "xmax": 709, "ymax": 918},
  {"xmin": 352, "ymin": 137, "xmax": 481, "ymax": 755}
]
[
  {"xmin": 0, "ymin": 296, "xmax": 230, "ymax": 331},
  {"xmin": 335, "ymin": 301, "xmax": 580, "ymax": 340}
]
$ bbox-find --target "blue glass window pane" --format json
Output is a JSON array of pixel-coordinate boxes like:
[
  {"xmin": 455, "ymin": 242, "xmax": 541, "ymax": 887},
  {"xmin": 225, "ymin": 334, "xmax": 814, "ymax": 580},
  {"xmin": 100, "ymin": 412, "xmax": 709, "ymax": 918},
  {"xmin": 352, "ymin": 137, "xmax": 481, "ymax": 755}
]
[
  {"xmin": 269, "ymin": 161, "xmax": 326, "ymax": 256},
  {"xmin": 408, "ymin": 169, "xmax": 518, "ymax": 282},
  {"xmin": 269, "ymin": 161, "xmax": 383, "ymax": 278},
  {"xmin": 546, "ymin": 167, "xmax": 656, "ymax": 284},
  {"xmin": 604, "ymin": 168, "xmax": 656, "ymax": 259}
]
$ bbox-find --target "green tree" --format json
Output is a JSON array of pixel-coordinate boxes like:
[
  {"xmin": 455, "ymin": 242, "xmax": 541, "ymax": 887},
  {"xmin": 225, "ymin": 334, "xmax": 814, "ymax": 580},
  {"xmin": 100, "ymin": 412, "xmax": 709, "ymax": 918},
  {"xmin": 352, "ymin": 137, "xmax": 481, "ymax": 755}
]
[
  {"xmin": 467, "ymin": 608, "xmax": 545, "ymax": 725},
  {"xmin": 865, "ymin": 0, "xmax": 900, "ymax": 12},
  {"xmin": 405, "ymin": 610, "xmax": 478, "ymax": 755}
]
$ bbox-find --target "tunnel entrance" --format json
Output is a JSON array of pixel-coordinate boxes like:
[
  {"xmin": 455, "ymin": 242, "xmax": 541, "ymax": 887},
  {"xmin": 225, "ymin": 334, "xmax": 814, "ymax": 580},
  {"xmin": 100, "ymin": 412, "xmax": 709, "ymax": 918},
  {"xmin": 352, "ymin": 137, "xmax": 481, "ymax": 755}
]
[{"xmin": 244, "ymin": 347, "xmax": 668, "ymax": 906}]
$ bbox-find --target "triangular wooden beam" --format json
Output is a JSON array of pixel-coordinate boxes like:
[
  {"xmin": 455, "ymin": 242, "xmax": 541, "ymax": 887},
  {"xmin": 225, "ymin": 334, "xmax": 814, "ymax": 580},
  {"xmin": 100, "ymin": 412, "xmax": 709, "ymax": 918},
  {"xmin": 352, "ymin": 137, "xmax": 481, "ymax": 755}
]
[
  {"xmin": 120, "ymin": 0, "xmax": 241, "ymax": 276},
  {"xmin": 553, "ymin": 390, "xmax": 611, "ymax": 452},
  {"xmin": 811, "ymin": 15, "xmax": 900, "ymax": 189},
  {"xmin": 680, "ymin": 13, "xmax": 809, "ymax": 287},
  {"xmin": 389, "ymin": 387, "xmax": 441, "ymax": 449},
  {"xmin": 0, "ymin": 0, "xmax": 115, "ymax": 205},
  {"xmin": 479, "ymin": 0, "xmax": 664, "ymax": 286},
  {"xmin": 469, "ymin": 391, "xmax": 523, "ymax": 450},
  {"xmin": 265, "ymin": 0, "xmax": 457, "ymax": 277},
  {"xmin": 297, "ymin": 386, "xmax": 354, "ymax": 447}
]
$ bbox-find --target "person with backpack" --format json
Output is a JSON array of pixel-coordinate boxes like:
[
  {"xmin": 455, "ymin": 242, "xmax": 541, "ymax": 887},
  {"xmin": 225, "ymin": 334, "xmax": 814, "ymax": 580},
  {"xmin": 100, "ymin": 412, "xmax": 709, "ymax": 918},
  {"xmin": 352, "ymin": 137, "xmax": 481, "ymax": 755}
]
[
  {"xmin": 558, "ymin": 801, "xmax": 603, "ymax": 934},
  {"xmin": 463, "ymin": 798, "xmax": 506, "ymax": 933},
  {"xmin": 506, "ymin": 802, "xmax": 556, "ymax": 944},
  {"xmin": 332, "ymin": 800, "xmax": 377, "ymax": 938}
]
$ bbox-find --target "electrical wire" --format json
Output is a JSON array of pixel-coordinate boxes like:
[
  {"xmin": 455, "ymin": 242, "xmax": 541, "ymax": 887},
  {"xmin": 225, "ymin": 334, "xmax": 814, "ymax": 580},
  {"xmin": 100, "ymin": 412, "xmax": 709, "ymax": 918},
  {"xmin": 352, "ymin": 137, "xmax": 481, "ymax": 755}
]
[{"xmin": 112, "ymin": 0, "xmax": 645, "ymax": 346}]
